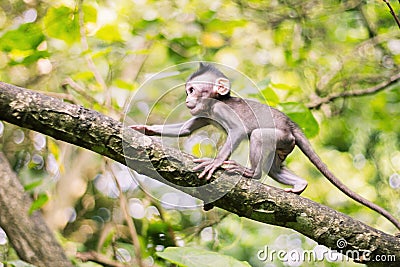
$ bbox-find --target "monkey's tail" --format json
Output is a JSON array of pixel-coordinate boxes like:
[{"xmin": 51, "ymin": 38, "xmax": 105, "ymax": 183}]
[{"xmin": 292, "ymin": 127, "xmax": 400, "ymax": 231}]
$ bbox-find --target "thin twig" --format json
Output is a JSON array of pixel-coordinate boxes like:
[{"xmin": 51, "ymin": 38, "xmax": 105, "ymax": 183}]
[
  {"xmin": 76, "ymin": 251, "xmax": 127, "ymax": 267},
  {"xmin": 317, "ymin": 4, "xmax": 399, "ymax": 92},
  {"xmin": 62, "ymin": 77, "xmax": 124, "ymax": 117},
  {"xmin": 383, "ymin": 0, "xmax": 400, "ymax": 29},
  {"xmin": 62, "ymin": 77, "xmax": 98, "ymax": 105},
  {"xmin": 78, "ymin": 0, "xmax": 110, "ymax": 106},
  {"xmin": 184, "ymin": 212, "xmax": 230, "ymax": 242},
  {"xmin": 307, "ymin": 72, "xmax": 400, "ymax": 109},
  {"xmin": 110, "ymin": 162, "xmax": 144, "ymax": 267},
  {"xmin": 316, "ymin": 31, "xmax": 398, "ymax": 92},
  {"xmin": 121, "ymin": 41, "xmax": 153, "ymax": 112},
  {"xmin": 358, "ymin": 5, "xmax": 392, "ymax": 55}
]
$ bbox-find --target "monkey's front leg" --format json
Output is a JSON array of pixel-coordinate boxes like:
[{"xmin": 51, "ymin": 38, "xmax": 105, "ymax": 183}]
[
  {"xmin": 193, "ymin": 133, "xmax": 242, "ymax": 180},
  {"xmin": 193, "ymin": 157, "xmax": 225, "ymax": 180},
  {"xmin": 130, "ymin": 117, "xmax": 210, "ymax": 137},
  {"xmin": 130, "ymin": 125, "xmax": 163, "ymax": 135}
]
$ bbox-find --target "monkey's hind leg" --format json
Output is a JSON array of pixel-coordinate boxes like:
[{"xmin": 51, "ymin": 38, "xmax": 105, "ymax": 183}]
[
  {"xmin": 224, "ymin": 128, "xmax": 278, "ymax": 179},
  {"xmin": 222, "ymin": 160, "xmax": 255, "ymax": 178},
  {"xmin": 268, "ymin": 160, "xmax": 308, "ymax": 194}
]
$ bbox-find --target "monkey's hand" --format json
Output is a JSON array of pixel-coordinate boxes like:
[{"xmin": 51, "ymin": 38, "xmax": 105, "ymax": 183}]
[
  {"xmin": 130, "ymin": 125, "xmax": 159, "ymax": 136},
  {"xmin": 193, "ymin": 158, "xmax": 224, "ymax": 180}
]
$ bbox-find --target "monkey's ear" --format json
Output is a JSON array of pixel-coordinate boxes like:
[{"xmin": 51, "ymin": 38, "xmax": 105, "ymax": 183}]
[{"xmin": 213, "ymin": 77, "xmax": 230, "ymax": 95}]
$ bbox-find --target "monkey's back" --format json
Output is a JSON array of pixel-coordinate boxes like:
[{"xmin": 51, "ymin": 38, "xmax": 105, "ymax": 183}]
[{"xmin": 221, "ymin": 97, "xmax": 294, "ymax": 133}]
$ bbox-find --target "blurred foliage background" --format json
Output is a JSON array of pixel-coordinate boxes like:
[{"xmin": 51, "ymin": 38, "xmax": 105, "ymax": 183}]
[{"xmin": 0, "ymin": 0, "xmax": 400, "ymax": 266}]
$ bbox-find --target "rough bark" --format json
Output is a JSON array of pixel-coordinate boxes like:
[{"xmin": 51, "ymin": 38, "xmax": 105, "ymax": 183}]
[
  {"xmin": 0, "ymin": 152, "xmax": 73, "ymax": 267},
  {"xmin": 0, "ymin": 81, "xmax": 399, "ymax": 266}
]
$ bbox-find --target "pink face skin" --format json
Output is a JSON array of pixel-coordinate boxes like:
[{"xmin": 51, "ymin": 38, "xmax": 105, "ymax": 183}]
[{"xmin": 185, "ymin": 75, "xmax": 217, "ymax": 116}]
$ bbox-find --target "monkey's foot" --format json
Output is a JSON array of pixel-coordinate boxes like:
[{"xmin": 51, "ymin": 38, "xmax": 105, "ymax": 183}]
[
  {"xmin": 222, "ymin": 160, "xmax": 255, "ymax": 178},
  {"xmin": 284, "ymin": 182, "xmax": 308, "ymax": 195}
]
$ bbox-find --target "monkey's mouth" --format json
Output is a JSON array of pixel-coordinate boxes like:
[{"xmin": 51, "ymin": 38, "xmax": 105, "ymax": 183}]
[
  {"xmin": 186, "ymin": 105, "xmax": 200, "ymax": 115},
  {"xmin": 186, "ymin": 103, "xmax": 196, "ymax": 110}
]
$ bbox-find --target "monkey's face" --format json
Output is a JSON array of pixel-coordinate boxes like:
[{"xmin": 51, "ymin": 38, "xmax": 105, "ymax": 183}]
[{"xmin": 185, "ymin": 76, "xmax": 217, "ymax": 116}]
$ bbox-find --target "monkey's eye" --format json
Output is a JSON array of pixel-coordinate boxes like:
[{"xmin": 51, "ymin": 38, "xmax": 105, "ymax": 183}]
[{"xmin": 187, "ymin": 87, "xmax": 194, "ymax": 94}]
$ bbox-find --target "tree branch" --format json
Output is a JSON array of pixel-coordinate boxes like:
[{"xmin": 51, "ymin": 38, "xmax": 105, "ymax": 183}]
[
  {"xmin": 383, "ymin": 0, "xmax": 400, "ymax": 29},
  {"xmin": 0, "ymin": 81, "xmax": 399, "ymax": 266},
  {"xmin": 307, "ymin": 72, "xmax": 400, "ymax": 109},
  {"xmin": 0, "ymin": 152, "xmax": 73, "ymax": 267}
]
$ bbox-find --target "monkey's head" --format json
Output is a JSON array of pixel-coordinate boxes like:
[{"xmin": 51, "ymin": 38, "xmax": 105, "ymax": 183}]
[{"xmin": 185, "ymin": 63, "xmax": 231, "ymax": 115}]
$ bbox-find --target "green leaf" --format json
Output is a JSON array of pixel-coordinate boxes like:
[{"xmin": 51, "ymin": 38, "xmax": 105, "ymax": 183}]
[
  {"xmin": 72, "ymin": 71, "xmax": 95, "ymax": 80},
  {"xmin": 29, "ymin": 193, "xmax": 49, "ymax": 214},
  {"xmin": 270, "ymin": 82, "xmax": 299, "ymax": 91},
  {"xmin": 205, "ymin": 19, "xmax": 247, "ymax": 35},
  {"xmin": 83, "ymin": 4, "xmax": 97, "ymax": 23},
  {"xmin": 131, "ymin": 18, "xmax": 161, "ymax": 35},
  {"xmin": 157, "ymin": 247, "xmax": 251, "ymax": 267},
  {"xmin": 248, "ymin": 90, "xmax": 279, "ymax": 106},
  {"xmin": 249, "ymin": 79, "xmax": 279, "ymax": 106},
  {"xmin": 96, "ymin": 24, "xmax": 123, "ymax": 42},
  {"xmin": 43, "ymin": 6, "xmax": 80, "ymax": 44},
  {"xmin": 0, "ymin": 23, "xmax": 45, "ymax": 52},
  {"xmin": 114, "ymin": 79, "xmax": 135, "ymax": 90},
  {"xmin": 262, "ymin": 87, "xmax": 279, "ymax": 106},
  {"xmin": 9, "ymin": 51, "xmax": 50, "ymax": 65},
  {"xmin": 280, "ymin": 102, "xmax": 319, "ymax": 138},
  {"xmin": 91, "ymin": 47, "xmax": 113, "ymax": 59},
  {"xmin": 24, "ymin": 180, "xmax": 43, "ymax": 191},
  {"xmin": 197, "ymin": 10, "xmax": 216, "ymax": 21}
]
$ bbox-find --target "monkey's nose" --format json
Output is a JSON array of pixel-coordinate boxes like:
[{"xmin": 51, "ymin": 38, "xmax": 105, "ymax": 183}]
[{"xmin": 186, "ymin": 101, "xmax": 194, "ymax": 108}]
